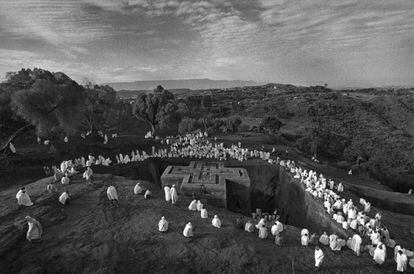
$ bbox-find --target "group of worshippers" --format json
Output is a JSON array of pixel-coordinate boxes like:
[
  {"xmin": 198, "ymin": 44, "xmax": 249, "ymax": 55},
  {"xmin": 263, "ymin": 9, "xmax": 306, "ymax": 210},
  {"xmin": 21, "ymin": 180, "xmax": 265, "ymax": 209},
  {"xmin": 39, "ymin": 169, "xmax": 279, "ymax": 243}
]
[
  {"xmin": 158, "ymin": 183, "xmax": 221, "ymax": 237},
  {"xmin": 281, "ymin": 158, "xmax": 412, "ymax": 271},
  {"xmin": 17, "ymin": 133, "xmax": 413, "ymax": 272}
]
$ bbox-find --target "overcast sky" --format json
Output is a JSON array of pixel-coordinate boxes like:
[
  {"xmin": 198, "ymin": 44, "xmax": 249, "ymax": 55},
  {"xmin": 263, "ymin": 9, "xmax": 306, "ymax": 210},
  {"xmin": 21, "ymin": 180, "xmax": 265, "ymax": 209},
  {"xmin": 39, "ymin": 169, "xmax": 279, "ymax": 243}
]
[{"xmin": 0, "ymin": 0, "xmax": 413, "ymax": 87}]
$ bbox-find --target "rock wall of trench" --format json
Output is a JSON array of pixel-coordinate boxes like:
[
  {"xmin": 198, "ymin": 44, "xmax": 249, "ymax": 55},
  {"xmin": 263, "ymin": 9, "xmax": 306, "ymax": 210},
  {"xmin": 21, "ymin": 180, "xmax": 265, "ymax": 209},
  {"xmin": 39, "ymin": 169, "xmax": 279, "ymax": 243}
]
[
  {"xmin": 94, "ymin": 158, "xmax": 349, "ymax": 237},
  {"xmin": 275, "ymin": 167, "xmax": 350, "ymax": 238},
  {"xmin": 242, "ymin": 162, "xmax": 350, "ymax": 238}
]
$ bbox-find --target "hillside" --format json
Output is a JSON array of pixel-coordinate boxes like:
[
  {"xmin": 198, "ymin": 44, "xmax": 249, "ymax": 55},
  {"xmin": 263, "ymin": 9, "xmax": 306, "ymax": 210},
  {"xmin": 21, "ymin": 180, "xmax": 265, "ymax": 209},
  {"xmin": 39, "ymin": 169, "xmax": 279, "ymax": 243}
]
[
  {"xmin": 106, "ymin": 79, "xmax": 259, "ymax": 91},
  {"xmin": 192, "ymin": 84, "xmax": 414, "ymax": 192}
]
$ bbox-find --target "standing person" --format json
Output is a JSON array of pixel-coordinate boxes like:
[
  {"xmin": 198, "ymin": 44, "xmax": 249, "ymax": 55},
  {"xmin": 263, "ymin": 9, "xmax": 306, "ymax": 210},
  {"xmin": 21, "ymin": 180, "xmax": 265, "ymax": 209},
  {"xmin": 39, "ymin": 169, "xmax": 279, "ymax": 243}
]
[
  {"xmin": 164, "ymin": 186, "xmax": 171, "ymax": 202},
  {"xmin": 107, "ymin": 186, "xmax": 120, "ymax": 207},
  {"xmin": 196, "ymin": 200, "xmax": 204, "ymax": 211},
  {"xmin": 351, "ymin": 234, "xmax": 362, "ymax": 256},
  {"xmin": 396, "ymin": 250, "xmax": 408, "ymax": 272},
  {"xmin": 158, "ymin": 216, "xmax": 169, "ymax": 232},
  {"xmin": 258, "ymin": 224, "xmax": 268, "ymax": 239},
  {"xmin": 271, "ymin": 219, "xmax": 283, "ymax": 236},
  {"xmin": 301, "ymin": 228, "xmax": 310, "ymax": 246},
  {"xmin": 200, "ymin": 207, "xmax": 208, "ymax": 219},
  {"xmin": 170, "ymin": 185, "xmax": 178, "ymax": 205},
  {"xmin": 314, "ymin": 246, "xmax": 324, "ymax": 269},
  {"xmin": 25, "ymin": 216, "xmax": 42, "ymax": 242},
  {"xmin": 83, "ymin": 167, "xmax": 93, "ymax": 185},
  {"xmin": 274, "ymin": 231, "xmax": 282, "ymax": 246},
  {"xmin": 373, "ymin": 243, "xmax": 386, "ymax": 265}
]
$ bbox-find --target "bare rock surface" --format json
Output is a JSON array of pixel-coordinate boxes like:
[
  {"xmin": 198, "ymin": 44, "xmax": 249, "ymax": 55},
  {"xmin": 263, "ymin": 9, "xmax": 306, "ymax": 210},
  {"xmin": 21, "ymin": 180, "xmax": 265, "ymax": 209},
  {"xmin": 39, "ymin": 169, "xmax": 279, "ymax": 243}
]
[{"xmin": 0, "ymin": 173, "xmax": 412, "ymax": 273}]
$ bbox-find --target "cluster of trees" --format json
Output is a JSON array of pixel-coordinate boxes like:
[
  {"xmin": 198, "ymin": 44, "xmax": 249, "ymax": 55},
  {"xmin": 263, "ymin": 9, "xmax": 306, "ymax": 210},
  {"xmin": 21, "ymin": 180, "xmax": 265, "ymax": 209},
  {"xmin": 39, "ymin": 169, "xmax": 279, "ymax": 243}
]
[
  {"xmin": 0, "ymin": 68, "xmax": 237, "ymax": 154},
  {"xmin": 131, "ymin": 86, "xmax": 244, "ymax": 136},
  {"xmin": 0, "ymin": 68, "xmax": 130, "ymax": 153}
]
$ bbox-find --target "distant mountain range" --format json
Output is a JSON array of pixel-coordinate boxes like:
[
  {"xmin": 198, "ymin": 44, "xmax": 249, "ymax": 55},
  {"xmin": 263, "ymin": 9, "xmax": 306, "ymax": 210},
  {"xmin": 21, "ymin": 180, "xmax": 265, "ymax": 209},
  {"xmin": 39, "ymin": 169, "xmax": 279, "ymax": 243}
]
[{"xmin": 106, "ymin": 78, "xmax": 259, "ymax": 91}]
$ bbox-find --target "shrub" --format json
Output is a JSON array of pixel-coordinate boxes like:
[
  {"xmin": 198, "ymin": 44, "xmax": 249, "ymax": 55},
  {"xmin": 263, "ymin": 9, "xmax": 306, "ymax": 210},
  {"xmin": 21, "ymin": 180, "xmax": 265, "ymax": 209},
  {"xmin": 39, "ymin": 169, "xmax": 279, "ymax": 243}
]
[
  {"xmin": 178, "ymin": 117, "xmax": 200, "ymax": 134},
  {"xmin": 260, "ymin": 116, "xmax": 282, "ymax": 133}
]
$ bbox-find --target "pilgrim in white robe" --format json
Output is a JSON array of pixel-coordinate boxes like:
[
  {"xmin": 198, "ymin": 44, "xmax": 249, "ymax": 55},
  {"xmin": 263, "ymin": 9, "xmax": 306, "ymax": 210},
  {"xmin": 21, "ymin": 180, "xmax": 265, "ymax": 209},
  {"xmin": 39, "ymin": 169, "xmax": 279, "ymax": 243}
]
[
  {"xmin": 183, "ymin": 222, "xmax": 193, "ymax": 237},
  {"xmin": 60, "ymin": 162, "xmax": 68, "ymax": 174},
  {"xmin": 301, "ymin": 234, "xmax": 310, "ymax": 246},
  {"xmin": 371, "ymin": 231, "xmax": 381, "ymax": 245},
  {"xmin": 107, "ymin": 186, "xmax": 118, "ymax": 200},
  {"xmin": 350, "ymin": 219, "xmax": 358, "ymax": 230},
  {"xmin": 158, "ymin": 217, "xmax": 168, "ymax": 232},
  {"xmin": 351, "ymin": 234, "xmax": 362, "ymax": 256},
  {"xmin": 373, "ymin": 244, "xmax": 386, "ymax": 265},
  {"xmin": 144, "ymin": 189, "xmax": 152, "ymax": 199},
  {"xmin": 134, "ymin": 183, "xmax": 143, "ymax": 194},
  {"xmin": 68, "ymin": 167, "xmax": 77, "ymax": 175},
  {"xmin": 256, "ymin": 218, "xmax": 266, "ymax": 229},
  {"xmin": 315, "ymin": 247, "xmax": 324, "ymax": 268},
  {"xmin": 245, "ymin": 221, "xmax": 254, "ymax": 233},
  {"xmin": 16, "ymin": 189, "xmax": 33, "ymax": 206},
  {"xmin": 258, "ymin": 225, "xmax": 268, "ymax": 239},
  {"xmin": 200, "ymin": 208, "xmax": 208, "ymax": 218},
  {"xmin": 394, "ymin": 245, "xmax": 404, "ymax": 262},
  {"xmin": 170, "ymin": 185, "xmax": 178, "ymax": 204},
  {"xmin": 212, "ymin": 215, "xmax": 222, "ymax": 228},
  {"xmin": 330, "ymin": 234, "xmax": 341, "ymax": 251},
  {"xmin": 188, "ymin": 200, "xmax": 197, "ymax": 211},
  {"xmin": 83, "ymin": 167, "xmax": 93, "ymax": 181},
  {"xmin": 342, "ymin": 221, "xmax": 349, "ymax": 230},
  {"xmin": 364, "ymin": 202, "xmax": 371, "ymax": 213},
  {"xmin": 319, "ymin": 233, "xmax": 329, "ymax": 246},
  {"xmin": 58, "ymin": 191, "xmax": 69, "ymax": 205},
  {"xmin": 26, "ymin": 216, "xmax": 42, "ymax": 241},
  {"xmin": 9, "ymin": 142, "xmax": 16, "ymax": 153},
  {"xmin": 397, "ymin": 252, "xmax": 408, "ymax": 272},
  {"xmin": 346, "ymin": 237, "xmax": 353, "ymax": 250},
  {"xmin": 271, "ymin": 221, "xmax": 283, "ymax": 236},
  {"xmin": 196, "ymin": 200, "xmax": 203, "ymax": 211},
  {"xmin": 164, "ymin": 186, "xmax": 171, "ymax": 202},
  {"xmin": 61, "ymin": 175, "xmax": 70, "ymax": 185}
]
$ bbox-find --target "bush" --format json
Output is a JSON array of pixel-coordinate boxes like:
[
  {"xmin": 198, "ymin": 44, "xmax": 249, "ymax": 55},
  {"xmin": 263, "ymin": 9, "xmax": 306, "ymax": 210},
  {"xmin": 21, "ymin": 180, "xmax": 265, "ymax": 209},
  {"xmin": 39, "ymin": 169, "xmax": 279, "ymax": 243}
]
[
  {"xmin": 178, "ymin": 117, "xmax": 200, "ymax": 134},
  {"xmin": 260, "ymin": 116, "xmax": 282, "ymax": 133},
  {"xmin": 226, "ymin": 116, "xmax": 242, "ymax": 133}
]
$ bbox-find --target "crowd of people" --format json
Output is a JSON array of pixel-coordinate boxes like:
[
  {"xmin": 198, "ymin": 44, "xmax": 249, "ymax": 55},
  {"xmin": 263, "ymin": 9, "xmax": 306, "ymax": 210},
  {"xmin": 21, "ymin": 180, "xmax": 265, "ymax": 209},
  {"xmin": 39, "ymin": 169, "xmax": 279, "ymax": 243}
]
[{"xmin": 18, "ymin": 132, "xmax": 412, "ymax": 272}]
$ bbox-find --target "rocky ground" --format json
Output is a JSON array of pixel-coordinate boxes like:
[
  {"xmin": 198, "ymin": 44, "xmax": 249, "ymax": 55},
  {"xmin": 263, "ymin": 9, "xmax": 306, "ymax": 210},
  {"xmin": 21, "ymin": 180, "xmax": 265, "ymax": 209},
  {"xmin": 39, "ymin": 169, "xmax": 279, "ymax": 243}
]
[{"xmin": 1, "ymin": 166, "xmax": 413, "ymax": 273}]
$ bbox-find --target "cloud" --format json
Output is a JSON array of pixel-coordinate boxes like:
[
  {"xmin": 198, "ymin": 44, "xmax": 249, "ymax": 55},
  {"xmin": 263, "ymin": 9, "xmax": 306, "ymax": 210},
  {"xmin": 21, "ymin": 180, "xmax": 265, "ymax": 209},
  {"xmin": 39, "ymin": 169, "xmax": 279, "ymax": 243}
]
[
  {"xmin": 0, "ymin": 0, "xmax": 116, "ymax": 47},
  {"xmin": 0, "ymin": 0, "xmax": 413, "ymax": 86}
]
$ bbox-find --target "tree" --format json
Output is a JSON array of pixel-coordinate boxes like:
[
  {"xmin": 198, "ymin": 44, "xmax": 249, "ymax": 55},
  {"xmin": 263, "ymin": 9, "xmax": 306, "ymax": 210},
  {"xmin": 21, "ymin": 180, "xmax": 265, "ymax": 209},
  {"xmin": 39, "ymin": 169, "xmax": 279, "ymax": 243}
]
[
  {"xmin": 226, "ymin": 116, "xmax": 242, "ymax": 133},
  {"xmin": 131, "ymin": 86, "xmax": 177, "ymax": 135},
  {"xmin": 82, "ymin": 84, "xmax": 118, "ymax": 135},
  {"xmin": 178, "ymin": 117, "xmax": 200, "ymax": 135},
  {"xmin": 261, "ymin": 116, "xmax": 282, "ymax": 133},
  {"xmin": 0, "ymin": 68, "xmax": 86, "ymax": 153}
]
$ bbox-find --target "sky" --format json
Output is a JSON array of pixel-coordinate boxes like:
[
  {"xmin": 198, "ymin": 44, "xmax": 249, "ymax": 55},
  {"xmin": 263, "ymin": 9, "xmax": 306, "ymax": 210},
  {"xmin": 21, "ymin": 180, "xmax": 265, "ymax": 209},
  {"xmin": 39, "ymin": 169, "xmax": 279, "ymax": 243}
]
[{"xmin": 0, "ymin": 0, "xmax": 413, "ymax": 87}]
